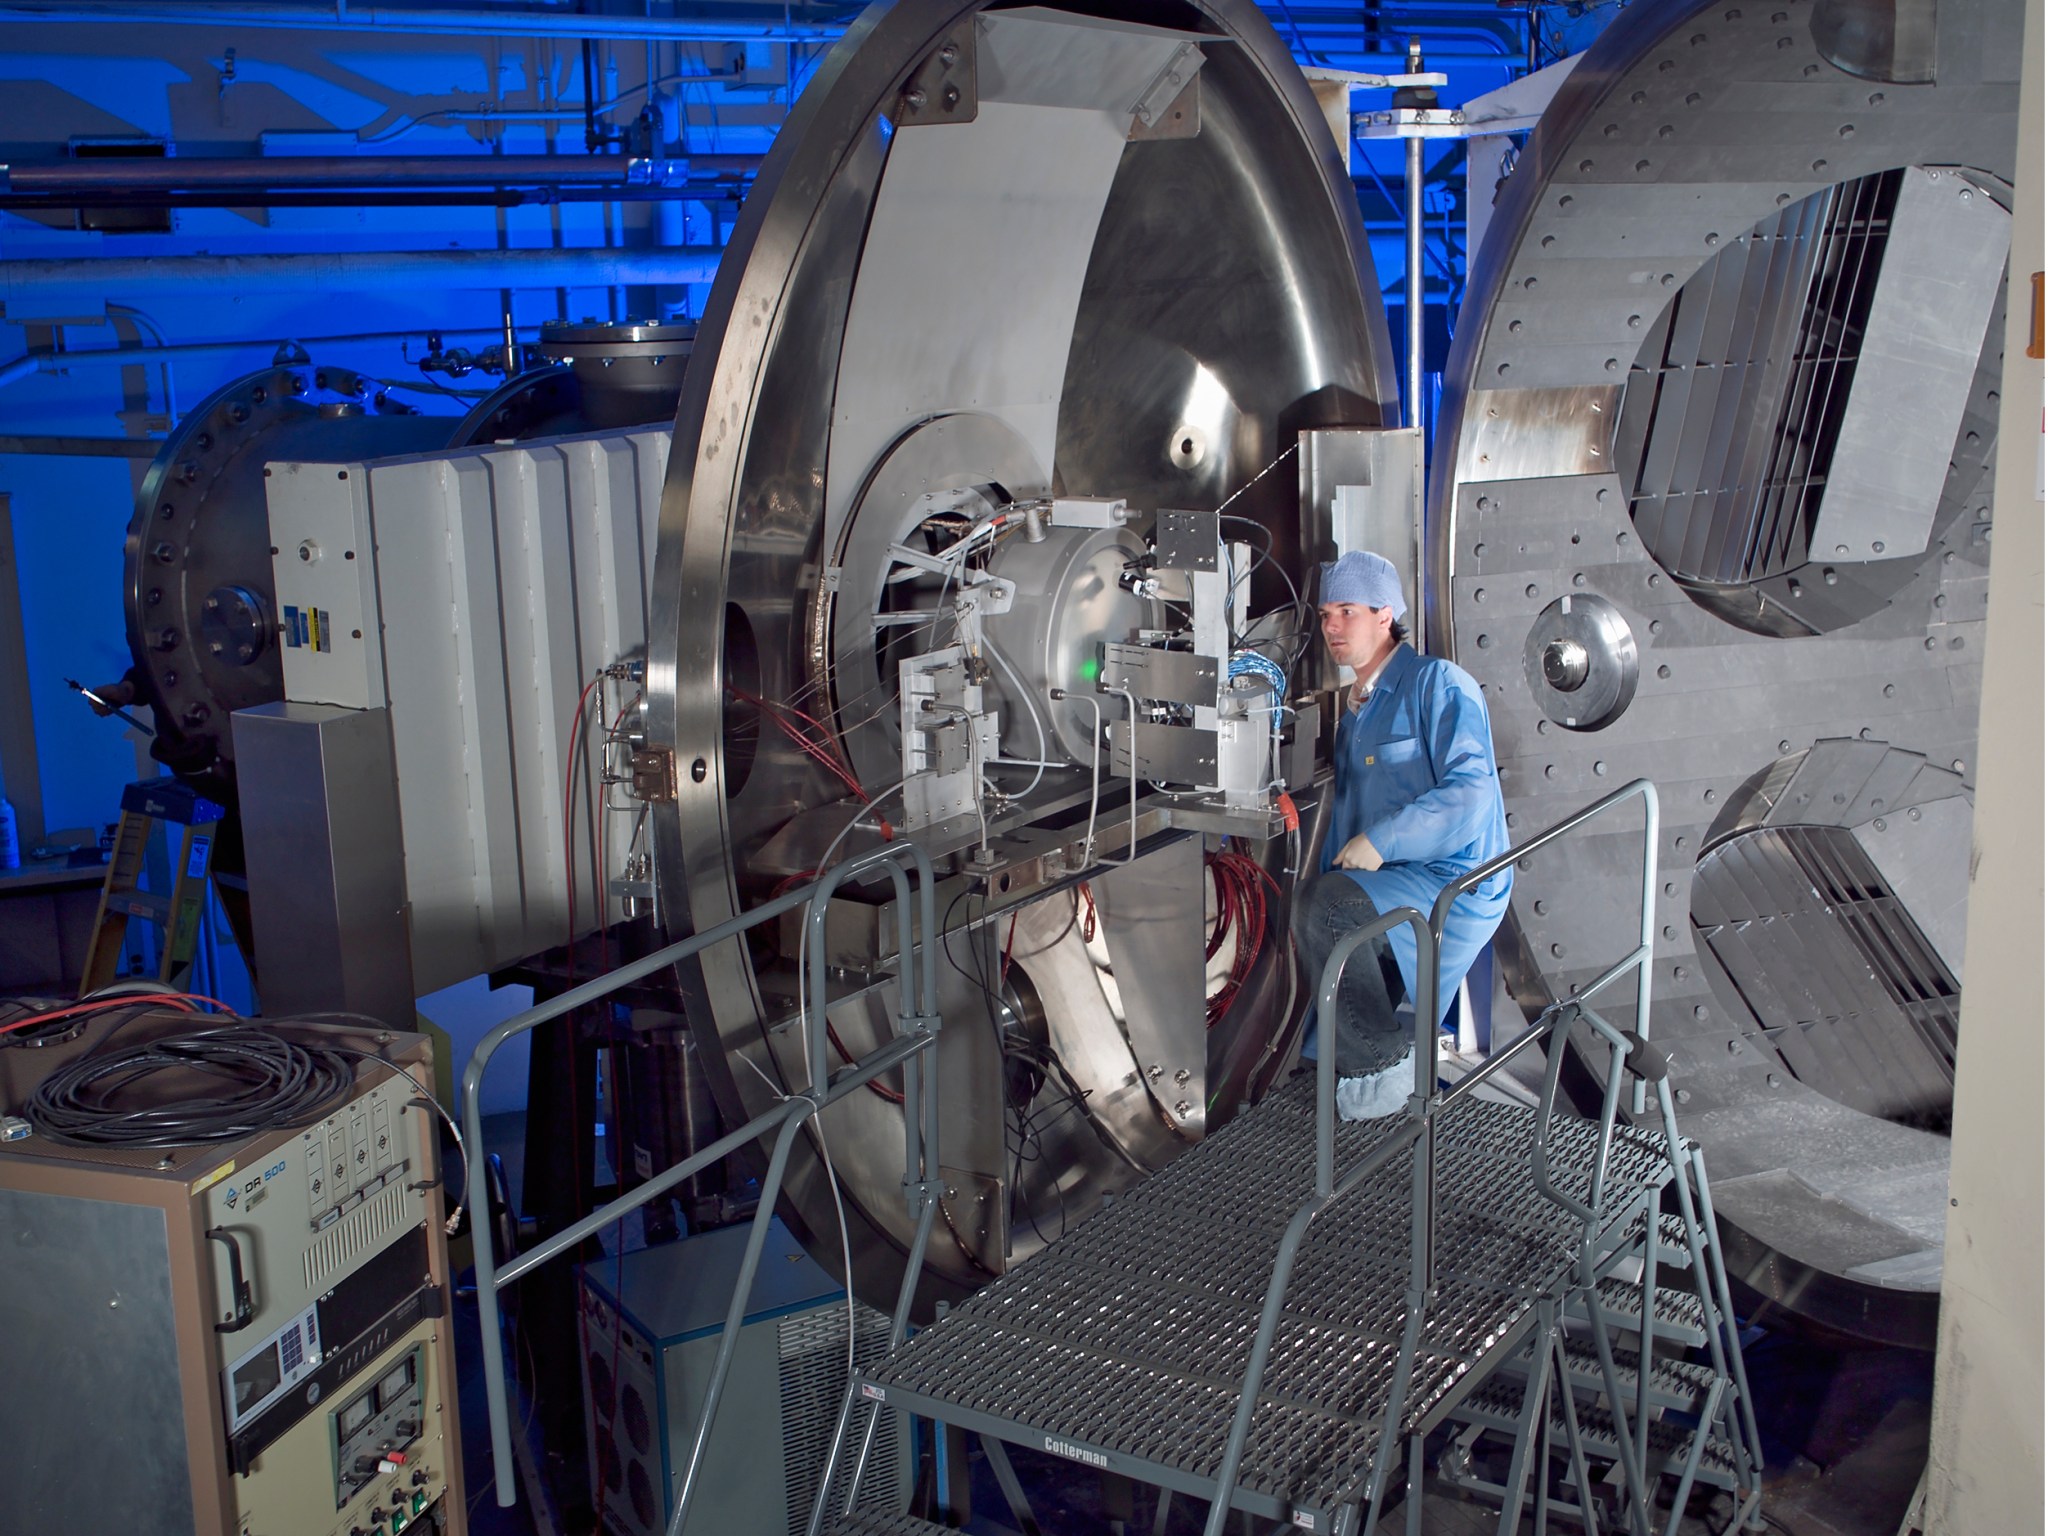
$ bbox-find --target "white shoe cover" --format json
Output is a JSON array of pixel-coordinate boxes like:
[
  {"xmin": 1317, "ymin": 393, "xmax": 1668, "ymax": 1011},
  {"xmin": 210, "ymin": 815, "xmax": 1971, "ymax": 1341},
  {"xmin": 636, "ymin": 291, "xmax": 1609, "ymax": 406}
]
[{"xmin": 1336, "ymin": 1051, "xmax": 1416, "ymax": 1122}]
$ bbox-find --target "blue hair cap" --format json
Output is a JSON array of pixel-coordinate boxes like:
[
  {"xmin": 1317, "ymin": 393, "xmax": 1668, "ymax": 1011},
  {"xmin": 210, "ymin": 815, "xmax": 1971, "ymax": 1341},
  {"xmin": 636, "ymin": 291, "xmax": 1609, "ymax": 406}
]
[{"xmin": 1317, "ymin": 550, "xmax": 1407, "ymax": 619}]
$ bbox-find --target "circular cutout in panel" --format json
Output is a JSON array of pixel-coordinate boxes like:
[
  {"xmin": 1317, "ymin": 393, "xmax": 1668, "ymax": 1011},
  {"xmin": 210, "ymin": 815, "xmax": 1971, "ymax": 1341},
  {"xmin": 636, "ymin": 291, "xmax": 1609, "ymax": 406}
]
[
  {"xmin": 721, "ymin": 602, "xmax": 763, "ymax": 800},
  {"xmin": 627, "ymin": 1458, "xmax": 658, "ymax": 1527},
  {"xmin": 1521, "ymin": 593, "xmax": 1637, "ymax": 731},
  {"xmin": 1690, "ymin": 741, "xmax": 1970, "ymax": 1133},
  {"xmin": 586, "ymin": 1350, "xmax": 616, "ymax": 1416},
  {"xmin": 1611, "ymin": 167, "xmax": 2009, "ymax": 639}
]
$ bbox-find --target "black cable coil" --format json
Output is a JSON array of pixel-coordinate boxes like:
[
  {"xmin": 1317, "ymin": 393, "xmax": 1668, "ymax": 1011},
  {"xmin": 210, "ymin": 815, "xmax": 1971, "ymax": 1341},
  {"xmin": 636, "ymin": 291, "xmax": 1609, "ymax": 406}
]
[{"xmin": 27, "ymin": 1024, "xmax": 358, "ymax": 1148}]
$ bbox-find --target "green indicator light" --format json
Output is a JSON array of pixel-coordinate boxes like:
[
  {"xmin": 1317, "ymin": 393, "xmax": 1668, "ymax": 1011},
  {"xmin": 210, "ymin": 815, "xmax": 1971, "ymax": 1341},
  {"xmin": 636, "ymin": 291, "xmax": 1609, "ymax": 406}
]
[{"xmin": 1079, "ymin": 657, "xmax": 1101, "ymax": 683}]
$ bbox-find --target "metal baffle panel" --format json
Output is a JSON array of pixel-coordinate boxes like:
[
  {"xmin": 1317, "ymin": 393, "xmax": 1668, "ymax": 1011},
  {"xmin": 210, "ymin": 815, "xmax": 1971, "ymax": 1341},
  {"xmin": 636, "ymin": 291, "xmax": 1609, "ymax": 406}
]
[{"xmin": 266, "ymin": 428, "xmax": 670, "ymax": 990}]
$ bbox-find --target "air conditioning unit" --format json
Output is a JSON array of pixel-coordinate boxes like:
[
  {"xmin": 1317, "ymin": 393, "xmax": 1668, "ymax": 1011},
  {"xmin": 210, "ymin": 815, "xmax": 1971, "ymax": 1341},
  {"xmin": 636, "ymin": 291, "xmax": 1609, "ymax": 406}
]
[{"xmin": 579, "ymin": 1218, "xmax": 912, "ymax": 1536}]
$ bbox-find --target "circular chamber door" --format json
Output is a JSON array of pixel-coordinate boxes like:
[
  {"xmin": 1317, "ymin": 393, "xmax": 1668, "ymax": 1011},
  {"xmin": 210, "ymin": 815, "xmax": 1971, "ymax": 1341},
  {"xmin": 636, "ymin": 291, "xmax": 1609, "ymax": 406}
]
[
  {"xmin": 647, "ymin": 0, "xmax": 1396, "ymax": 1311},
  {"xmin": 124, "ymin": 364, "xmax": 451, "ymax": 786},
  {"xmin": 1430, "ymin": 0, "xmax": 2018, "ymax": 1345}
]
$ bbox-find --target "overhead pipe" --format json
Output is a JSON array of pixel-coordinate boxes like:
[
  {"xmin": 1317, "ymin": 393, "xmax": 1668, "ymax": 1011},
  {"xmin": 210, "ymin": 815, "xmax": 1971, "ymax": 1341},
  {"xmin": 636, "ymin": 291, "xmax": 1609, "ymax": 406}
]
[
  {"xmin": 0, "ymin": 0, "xmax": 1516, "ymax": 49},
  {"xmin": 0, "ymin": 434, "xmax": 159, "ymax": 458},
  {"xmin": 0, "ymin": 153, "xmax": 760, "ymax": 195},
  {"xmin": 0, "ymin": 186, "xmax": 753, "ymax": 214},
  {"xmin": 0, "ymin": 323, "xmax": 536, "ymax": 390},
  {"xmin": 0, "ymin": 1, "xmax": 856, "ymax": 42},
  {"xmin": 1, "ymin": 246, "xmax": 724, "ymax": 300}
]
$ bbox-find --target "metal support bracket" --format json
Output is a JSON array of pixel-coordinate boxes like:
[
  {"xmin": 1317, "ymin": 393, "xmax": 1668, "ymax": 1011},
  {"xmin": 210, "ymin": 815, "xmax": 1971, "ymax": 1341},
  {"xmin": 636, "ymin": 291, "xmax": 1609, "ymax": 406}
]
[
  {"xmin": 1353, "ymin": 106, "xmax": 1471, "ymax": 139},
  {"xmin": 895, "ymin": 18, "xmax": 977, "ymax": 125},
  {"xmin": 1131, "ymin": 41, "xmax": 1204, "ymax": 135}
]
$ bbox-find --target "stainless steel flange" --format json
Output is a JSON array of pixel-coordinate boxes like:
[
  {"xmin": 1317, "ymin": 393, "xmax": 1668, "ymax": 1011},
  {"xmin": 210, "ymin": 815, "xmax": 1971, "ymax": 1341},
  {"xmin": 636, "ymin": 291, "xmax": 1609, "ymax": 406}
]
[{"xmin": 647, "ymin": 0, "xmax": 1396, "ymax": 1310}]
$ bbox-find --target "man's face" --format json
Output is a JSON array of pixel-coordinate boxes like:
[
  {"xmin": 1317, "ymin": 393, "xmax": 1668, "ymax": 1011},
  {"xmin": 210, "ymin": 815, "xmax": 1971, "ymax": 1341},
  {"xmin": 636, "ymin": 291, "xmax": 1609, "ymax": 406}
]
[{"xmin": 1319, "ymin": 601, "xmax": 1393, "ymax": 669}]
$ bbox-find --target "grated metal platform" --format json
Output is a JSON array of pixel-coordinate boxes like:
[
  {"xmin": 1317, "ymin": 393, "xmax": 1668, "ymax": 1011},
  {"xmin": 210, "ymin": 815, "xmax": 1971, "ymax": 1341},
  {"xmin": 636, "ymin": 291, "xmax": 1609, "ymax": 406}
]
[{"xmin": 861, "ymin": 1075, "xmax": 1680, "ymax": 1533}]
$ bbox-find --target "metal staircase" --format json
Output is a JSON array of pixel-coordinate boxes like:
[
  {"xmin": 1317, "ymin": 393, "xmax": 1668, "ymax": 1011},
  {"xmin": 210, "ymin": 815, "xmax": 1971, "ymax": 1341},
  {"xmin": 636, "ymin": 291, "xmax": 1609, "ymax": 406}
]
[{"xmin": 805, "ymin": 780, "xmax": 1767, "ymax": 1536}]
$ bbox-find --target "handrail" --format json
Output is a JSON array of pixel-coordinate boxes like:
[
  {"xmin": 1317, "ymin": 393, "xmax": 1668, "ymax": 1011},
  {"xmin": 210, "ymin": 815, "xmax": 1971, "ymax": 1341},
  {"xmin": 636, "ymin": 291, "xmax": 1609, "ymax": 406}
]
[
  {"xmin": 1312, "ymin": 906, "xmax": 1439, "ymax": 1200},
  {"xmin": 1430, "ymin": 776, "xmax": 1661, "ymax": 1110},
  {"xmin": 1205, "ymin": 779, "xmax": 1662, "ymax": 1536},
  {"xmin": 1202, "ymin": 903, "xmax": 1438, "ymax": 1536},
  {"xmin": 460, "ymin": 839, "xmax": 942, "ymax": 1512},
  {"xmin": 1433, "ymin": 778, "xmax": 1663, "ymax": 1529}
]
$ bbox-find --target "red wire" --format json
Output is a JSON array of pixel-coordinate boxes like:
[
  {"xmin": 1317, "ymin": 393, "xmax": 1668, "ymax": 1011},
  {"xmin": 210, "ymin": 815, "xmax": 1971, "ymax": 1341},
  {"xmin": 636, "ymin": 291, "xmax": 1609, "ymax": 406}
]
[
  {"xmin": 563, "ymin": 674, "xmax": 603, "ymax": 983},
  {"xmin": 1203, "ymin": 852, "xmax": 1270, "ymax": 1027},
  {"xmin": 728, "ymin": 684, "xmax": 894, "ymax": 841},
  {"xmin": 0, "ymin": 992, "xmax": 232, "ymax": 1038},
  {"xmin": 593, "ymin": 686, "xmax": 617, "ymax": 974},
  {"xmin": 729, "ymin": 684, "xmax": 865, "ymax": 799}
]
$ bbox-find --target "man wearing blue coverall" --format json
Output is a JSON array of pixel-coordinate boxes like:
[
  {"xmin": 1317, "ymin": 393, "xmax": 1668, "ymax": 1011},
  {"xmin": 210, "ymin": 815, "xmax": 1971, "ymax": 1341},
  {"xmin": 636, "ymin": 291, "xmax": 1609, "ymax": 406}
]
[{"xmin": 1291, "ymin": 550, "xmax": 1513, "ymax": 1119}]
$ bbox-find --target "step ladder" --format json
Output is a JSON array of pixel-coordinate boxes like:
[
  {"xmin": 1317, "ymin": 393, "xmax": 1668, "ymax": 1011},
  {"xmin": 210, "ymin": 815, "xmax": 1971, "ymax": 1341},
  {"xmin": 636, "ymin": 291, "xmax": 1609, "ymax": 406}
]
[
  {"xmin": 77, "ymin": 778, "xmax": 225, "ymax": 997},
  {"xmin": 802, "ymin": 781, "xmax": 1767, "ymax": 1536}
]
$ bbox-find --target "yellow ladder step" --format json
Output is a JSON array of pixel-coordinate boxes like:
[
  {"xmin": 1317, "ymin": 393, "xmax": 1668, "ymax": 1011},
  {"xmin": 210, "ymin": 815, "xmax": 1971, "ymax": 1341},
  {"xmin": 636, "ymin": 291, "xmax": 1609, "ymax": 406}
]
[{"xmin": 78, "ymin": 779, "xmax": 227, "ymax": 999}]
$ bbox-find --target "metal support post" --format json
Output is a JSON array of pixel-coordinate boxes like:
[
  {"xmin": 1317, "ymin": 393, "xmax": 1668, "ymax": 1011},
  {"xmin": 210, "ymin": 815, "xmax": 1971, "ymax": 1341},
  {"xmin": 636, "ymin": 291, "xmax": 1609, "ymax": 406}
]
[
  {"xmin": 1405, "ymin": 131, "xmax": 1425, "ymax": 431},
  {"xmin": 1551, "ymin": 1325, "xmax": 1605, "ymax": 1536},
  {"xmin": 1496, "ymin": 1299, "xmax": 1557, "ymax": 1536}
]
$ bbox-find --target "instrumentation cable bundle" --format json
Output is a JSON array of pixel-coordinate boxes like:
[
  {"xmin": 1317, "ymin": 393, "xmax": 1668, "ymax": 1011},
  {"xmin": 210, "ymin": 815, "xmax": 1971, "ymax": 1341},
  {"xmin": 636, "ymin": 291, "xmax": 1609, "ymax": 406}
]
[
  {"xmin": 25, "ymin": 1023, "xmax": 358, "ymax": 1148},
  {"xmin": 1206, "ymin": 847, "xmax": 1280, "ymax": 1027}
]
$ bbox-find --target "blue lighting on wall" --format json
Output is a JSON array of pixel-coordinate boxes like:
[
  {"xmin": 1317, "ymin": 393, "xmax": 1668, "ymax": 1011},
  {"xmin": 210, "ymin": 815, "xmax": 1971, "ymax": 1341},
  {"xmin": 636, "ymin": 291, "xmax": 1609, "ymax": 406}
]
[{"xmin": 0, "ymin": 0, "xmax": 1618, "ymax": 1012}]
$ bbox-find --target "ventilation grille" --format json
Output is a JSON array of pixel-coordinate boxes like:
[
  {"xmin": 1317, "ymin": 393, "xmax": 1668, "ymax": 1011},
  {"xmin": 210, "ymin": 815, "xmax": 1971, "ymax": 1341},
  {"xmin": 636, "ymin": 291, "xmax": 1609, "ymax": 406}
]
[
  {"xmin": 303, "ymin": 1177, "xmax": 409, "ymax": 1292},
  {"xmin": 1693, "ymin": 823, "xmax": 1957, "ymax": 1129},
  {"xmin": 584, "ymin": 1287, "xmax": 662, "ymax": 1536},
  {"xmin": 779, "ymin": 1303, "xmax": 900, "ymax": 1536},
  {"xmin": 1621, "ymin": 169, "xmax": 1902, "ymax": 588}
]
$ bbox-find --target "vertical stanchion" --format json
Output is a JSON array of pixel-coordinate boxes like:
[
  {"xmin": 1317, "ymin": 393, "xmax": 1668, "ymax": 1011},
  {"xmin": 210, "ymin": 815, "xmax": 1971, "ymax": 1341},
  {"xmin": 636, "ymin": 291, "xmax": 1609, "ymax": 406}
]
[{"xmin": 1404, "ymin": 134, "xmax": 1425, "ymax": 431}]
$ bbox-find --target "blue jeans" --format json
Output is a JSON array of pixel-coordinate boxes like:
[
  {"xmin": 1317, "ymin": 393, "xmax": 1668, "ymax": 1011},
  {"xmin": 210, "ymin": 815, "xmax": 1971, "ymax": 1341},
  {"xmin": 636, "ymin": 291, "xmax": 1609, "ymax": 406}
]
[{"xmin": 1291, "ymin": 871, "xmax": 1410, "ymax": 1075}]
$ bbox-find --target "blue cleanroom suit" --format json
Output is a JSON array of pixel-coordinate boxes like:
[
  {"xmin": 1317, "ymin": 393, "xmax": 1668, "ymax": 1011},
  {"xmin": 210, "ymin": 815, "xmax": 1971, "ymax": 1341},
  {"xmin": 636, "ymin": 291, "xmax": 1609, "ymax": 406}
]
[{"xmin": 1321, "ymin": 642, "xmax": 1512, "ymax": 1018}]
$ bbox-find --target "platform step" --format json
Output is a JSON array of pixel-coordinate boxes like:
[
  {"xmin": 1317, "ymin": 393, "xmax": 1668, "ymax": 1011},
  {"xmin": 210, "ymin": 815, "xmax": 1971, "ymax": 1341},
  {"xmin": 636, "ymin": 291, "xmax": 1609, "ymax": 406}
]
[
  {"xmin": 1635, "ymin": 1211, "xmax": 1694, "ymax": 1266},
  {"xmin": 1449, "ymin": 1375, "xmax": 1742, "ymax": 1490},
  {"xmin": 1568, "ymin": 1275, "xmax": 1710, "ymax": 1347},
  {"xmin": 1498, "ymin": 1336, "xmax": 1719, "ymax": 1416}
]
